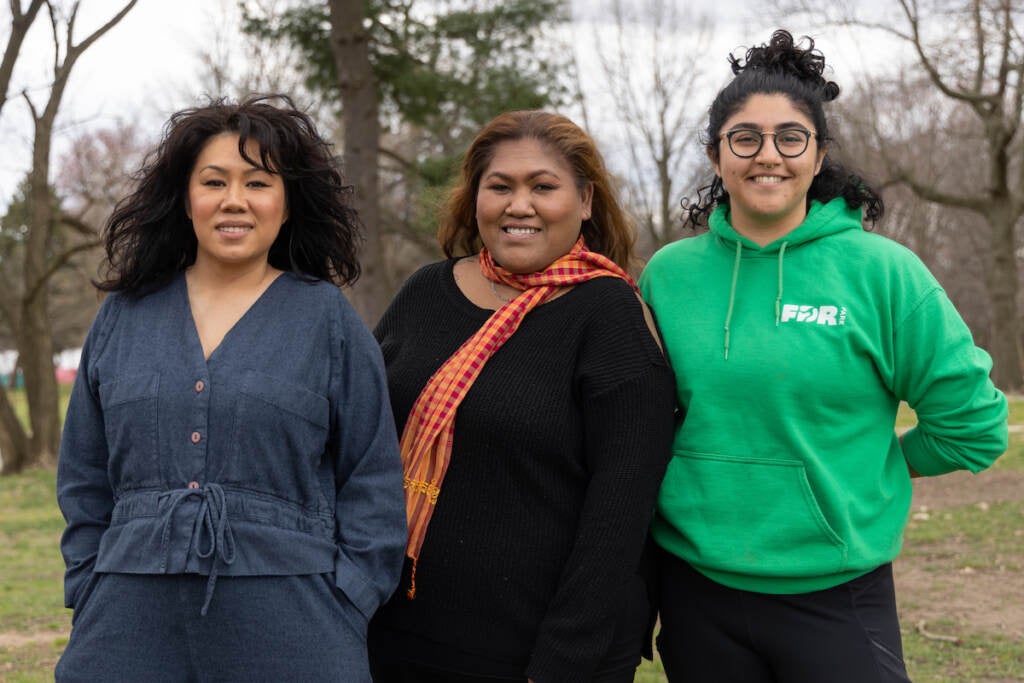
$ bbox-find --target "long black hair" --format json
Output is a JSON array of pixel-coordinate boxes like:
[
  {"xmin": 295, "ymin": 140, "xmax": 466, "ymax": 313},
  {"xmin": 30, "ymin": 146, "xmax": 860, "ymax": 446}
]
[
  {"xmin": 685, "ymin": 29, "xmax": 883, "ymax": 229},
  {"xmin": 98, "ymin": 94, "xmax": 362, "ymax": 294}
]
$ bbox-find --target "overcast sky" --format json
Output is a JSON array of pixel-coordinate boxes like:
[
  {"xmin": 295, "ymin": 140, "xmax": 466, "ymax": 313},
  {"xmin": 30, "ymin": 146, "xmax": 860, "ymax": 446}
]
[{"xmin": 0, "ymin": 0, "xmax": 901, "ymax": 213}]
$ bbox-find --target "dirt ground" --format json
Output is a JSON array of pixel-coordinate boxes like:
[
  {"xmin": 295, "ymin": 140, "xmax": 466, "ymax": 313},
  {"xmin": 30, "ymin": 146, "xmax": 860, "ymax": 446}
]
[
  {"xmin": 895, "ymin": 468, "xmax": 1024, "ymax": 642},
  {"xmin": 0, "ymin": 629, "xmax": 66, "ymax": 648}
]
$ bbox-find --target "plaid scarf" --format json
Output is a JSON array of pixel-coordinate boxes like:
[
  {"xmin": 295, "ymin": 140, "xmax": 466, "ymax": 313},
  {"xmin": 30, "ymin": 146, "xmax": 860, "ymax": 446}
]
[{"xmin": 399, "ymin": 236, "xmax": 636, "ymax": 598}]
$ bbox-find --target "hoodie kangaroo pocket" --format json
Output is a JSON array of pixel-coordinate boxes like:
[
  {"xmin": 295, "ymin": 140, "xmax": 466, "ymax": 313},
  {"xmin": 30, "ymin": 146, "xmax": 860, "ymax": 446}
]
[{"xmin": 659, "ymin": 450, "xmax": 848, "ymax": 578}]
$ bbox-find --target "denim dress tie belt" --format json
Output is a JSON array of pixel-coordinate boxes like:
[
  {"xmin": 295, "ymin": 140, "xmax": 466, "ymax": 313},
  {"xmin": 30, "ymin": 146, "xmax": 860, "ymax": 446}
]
[{"xmin": 159, "ymin": 482, "xmax": 236, "ymax": 615}]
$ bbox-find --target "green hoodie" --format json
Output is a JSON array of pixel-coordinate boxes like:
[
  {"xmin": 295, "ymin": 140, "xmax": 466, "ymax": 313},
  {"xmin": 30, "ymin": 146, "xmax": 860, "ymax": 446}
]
[{"xmin": 639, "ymin": 198, "xmax": 1008, "ymax": 594}]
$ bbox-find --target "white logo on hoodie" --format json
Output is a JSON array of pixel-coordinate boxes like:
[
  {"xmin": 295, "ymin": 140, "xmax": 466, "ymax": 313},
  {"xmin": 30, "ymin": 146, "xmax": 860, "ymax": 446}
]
[{"xmin": 780, "ymin": 304, "xmax": 847, "ymax": 326}]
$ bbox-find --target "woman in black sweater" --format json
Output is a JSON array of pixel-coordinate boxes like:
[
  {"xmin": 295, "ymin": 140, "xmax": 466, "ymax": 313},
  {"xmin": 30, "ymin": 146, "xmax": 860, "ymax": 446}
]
[{"xmin": 369, "ymin": 110, "xmax": 676, "ymax": 683}]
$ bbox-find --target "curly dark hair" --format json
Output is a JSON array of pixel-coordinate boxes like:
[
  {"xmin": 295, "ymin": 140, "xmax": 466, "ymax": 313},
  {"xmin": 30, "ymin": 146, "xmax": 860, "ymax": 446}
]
[
  {"xmin": 685, "ymin": 29, "xmax": 883, "ymax": 229},
  {"xmin": 98, "ymin": 94, "xmax": 362, "ymax": 294}
]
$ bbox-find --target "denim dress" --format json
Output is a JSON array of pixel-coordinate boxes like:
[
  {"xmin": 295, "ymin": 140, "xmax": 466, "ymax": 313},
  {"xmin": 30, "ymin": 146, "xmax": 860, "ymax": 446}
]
[{"xmin": 55, "ymin": 272, "xmax": 406, "ymax": 682}]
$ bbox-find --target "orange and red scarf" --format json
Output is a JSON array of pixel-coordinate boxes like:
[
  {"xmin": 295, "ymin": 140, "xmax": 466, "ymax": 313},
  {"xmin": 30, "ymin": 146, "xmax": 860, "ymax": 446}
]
[{"xmin": 399, "ymin": 236, "xmax": 636, "ymax": 597}]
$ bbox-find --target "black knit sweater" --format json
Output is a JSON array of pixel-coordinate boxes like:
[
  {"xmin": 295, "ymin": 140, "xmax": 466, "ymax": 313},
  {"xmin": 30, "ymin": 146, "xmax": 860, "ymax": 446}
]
[{"xmin": 369, "ymin": 260, "xmax": 676, "ymax": 683}]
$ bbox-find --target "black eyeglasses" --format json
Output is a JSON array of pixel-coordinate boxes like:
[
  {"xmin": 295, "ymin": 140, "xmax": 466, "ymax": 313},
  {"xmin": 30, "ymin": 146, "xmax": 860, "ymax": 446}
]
[{"xmin": 720, "ymin": 128, "xmax": 817, "ymax": 158}]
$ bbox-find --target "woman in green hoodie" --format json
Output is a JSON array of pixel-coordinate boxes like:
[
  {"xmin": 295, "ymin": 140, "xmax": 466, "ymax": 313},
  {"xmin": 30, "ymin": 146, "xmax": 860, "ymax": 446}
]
[{"xmin": 638, "ymin": 29, "xmax": 1008, "ymax": 683}]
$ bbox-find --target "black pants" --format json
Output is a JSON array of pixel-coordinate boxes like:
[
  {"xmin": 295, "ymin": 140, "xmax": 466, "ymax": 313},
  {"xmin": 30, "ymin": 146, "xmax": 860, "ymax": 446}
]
[
  {"xmin": 370, "ymin": 574, "xmax": 650, "ymax": 683},
  {"xmin": 655, "ymin": 549, "xmax": 912, "ymax": 683},
  {"xmin": 371, "ymin": 659, "xmax": 639, "ymax": 683}
]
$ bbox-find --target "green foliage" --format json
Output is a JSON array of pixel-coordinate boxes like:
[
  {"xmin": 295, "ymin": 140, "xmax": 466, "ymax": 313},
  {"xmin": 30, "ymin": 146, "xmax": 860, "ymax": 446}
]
[
  {"xmin": 0, "ymin": 175, "xmax": 64, "ymax": 250},
  {"xmin": 241, "ymin": 0, "xmax": 571, "ymax": 256},
  {"xmin": 242, "ymin": 0, "xmax": 571, "ymax": 175},
  {"xmin": 386, "ymin": 0, "xmax": 567, "ymax": 136},
  {"xmin": 415, "ymin": 153, "xmax": 461, "ymax": 189},
  {"xmin": 241, "ymin": 2, "xmax": 334, "ymax": 99},
  {"xmin": 0, "ymin": 177, "xmax": 33, "ymax": 249}
]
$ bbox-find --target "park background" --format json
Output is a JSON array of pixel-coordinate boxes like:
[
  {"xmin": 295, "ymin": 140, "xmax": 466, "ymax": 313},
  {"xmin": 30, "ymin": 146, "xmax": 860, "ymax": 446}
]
[{"xmin": 1, "ymin": 0, "xmax": 1022, "ymax": 680}]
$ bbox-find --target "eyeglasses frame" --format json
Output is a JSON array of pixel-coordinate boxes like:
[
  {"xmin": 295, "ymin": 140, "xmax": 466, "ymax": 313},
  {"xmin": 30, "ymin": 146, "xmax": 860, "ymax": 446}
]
[{"xmin": 720, "ymin": 128, "xmax": 820, "ymax": 159}]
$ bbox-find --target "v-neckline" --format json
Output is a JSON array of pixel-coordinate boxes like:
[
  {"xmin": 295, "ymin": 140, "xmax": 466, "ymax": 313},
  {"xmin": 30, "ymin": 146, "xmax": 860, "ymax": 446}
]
[{"xmin": 181, "ymin": 271, "xmax": 287, "ymax": 364}]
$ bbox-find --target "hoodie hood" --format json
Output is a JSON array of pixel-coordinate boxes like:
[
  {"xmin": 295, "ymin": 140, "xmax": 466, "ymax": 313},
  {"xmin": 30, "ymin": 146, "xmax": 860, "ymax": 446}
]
[
  {"xmin": 710, "ymin": 198, "xmax": 864, "ymax": 359},
  {"xmin": 709, "ymin": 198, "xmax": 864, "ymax": 252}
]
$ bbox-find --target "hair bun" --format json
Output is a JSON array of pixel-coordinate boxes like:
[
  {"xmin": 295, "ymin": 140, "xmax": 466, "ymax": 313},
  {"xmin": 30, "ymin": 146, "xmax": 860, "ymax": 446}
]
[{"xmin": 730, "ymin": 29, "xmax": 840, "ymax": 101}]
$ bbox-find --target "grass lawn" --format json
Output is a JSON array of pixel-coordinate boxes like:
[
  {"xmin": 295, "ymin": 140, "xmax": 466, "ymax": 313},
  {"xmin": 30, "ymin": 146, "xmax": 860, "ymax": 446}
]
[
  {"xmin": 1, "ymin": 395, "xmax": 1022, "ymax": 681},
  {"xmin": 7, "ymin": 385, "xmax": 72, "ymax": 434},
  {"xmin": 0, "ymin": 469, "xmax": 70, "ymax": 681}
]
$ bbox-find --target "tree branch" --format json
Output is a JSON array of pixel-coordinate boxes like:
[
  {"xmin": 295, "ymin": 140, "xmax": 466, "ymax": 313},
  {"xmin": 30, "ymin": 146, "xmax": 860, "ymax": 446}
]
[
  {"xmin": 891, "ymin": 167, "xmax": 990, "ymax": 214},
  {"xmin": 377, "ymin": 145, "xmax": 414, "ymax": 174},
  {"xmin": 68, "ymin": 0, "xmax": 139, "ymax": 57},
  {"xmin": 0, "ymin": 0, "xmax": 45, "ymax": 117},
  {"xmin": 24, "ymin": 238, "xmax": 101, "ymax": 305},
  {"xmin": 57, "ymin": 211, "xmax": 98, "ymax": 237}
]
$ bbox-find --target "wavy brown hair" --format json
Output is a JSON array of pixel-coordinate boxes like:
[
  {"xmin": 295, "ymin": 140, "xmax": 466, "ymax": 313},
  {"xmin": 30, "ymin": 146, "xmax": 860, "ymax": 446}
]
[{"xmin": 438, "ymin": 110, "xmax": 636, "ymax": 271}]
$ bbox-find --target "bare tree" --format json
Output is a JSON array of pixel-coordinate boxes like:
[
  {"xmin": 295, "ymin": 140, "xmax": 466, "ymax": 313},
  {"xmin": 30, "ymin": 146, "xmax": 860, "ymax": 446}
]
[
  {"xmin": 195, "ymin": 0, "xmax": 329, "ymax": 116},
  {"xmin": 48, "ymin": 121, "xmax": 146, "ymax": 346},
  {"xmin": 0, "ymin": 1, "xmax": 47, "ymax": 470},
  {"xmin": 0, "ymin": 0, "xmax": 138, "ymax": 474},
  {"xmin": 784, "ymin": 0, "xmax": 1024, "ymax": 390},
  {"xmin": 0, "ymin": 0, "xmax": 45, "ymax": 117},
  {"xmin": 582, "ymin": 0, "xmax": 713, "ymax": 255}
]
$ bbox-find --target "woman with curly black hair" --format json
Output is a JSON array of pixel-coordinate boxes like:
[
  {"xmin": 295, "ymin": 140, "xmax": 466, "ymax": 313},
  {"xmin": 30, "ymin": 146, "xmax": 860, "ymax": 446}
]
[
  {"xmin": 639, "ymin": 30, "xmax": 1007, "ymax": 682},
  {"xmin": 55, "ymin": 95, "xmax": 405, "ymax": 682}
]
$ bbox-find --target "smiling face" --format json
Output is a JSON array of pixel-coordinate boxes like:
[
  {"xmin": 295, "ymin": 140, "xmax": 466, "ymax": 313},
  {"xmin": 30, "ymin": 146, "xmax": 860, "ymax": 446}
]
[
  {"xmin": 710, "ymin": 93, "xmax": 826, "ymax": 245},
  {"xmin": 475, "ymin": 138, "xmax": 593, "ymax": 274},
  {"xmin": 185, "ymin": 133, "xmax": 288, "ymax": 273}
]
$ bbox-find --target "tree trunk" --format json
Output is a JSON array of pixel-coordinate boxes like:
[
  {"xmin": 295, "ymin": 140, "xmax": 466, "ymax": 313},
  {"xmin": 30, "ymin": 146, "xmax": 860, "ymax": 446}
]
[
  {"xmin": 17, "ymin": 299, "xmax": 59, "ymax": 467},
  {"xmin": 20, "ymin": 86, "xmax": 61, "ymax": 467},
  {"xmin": 328, "ymin": 0, "xmax": 384, "ymax": 326},
  {"xmin": 0, "ymin": 383, "xmax": 31, "ymax": 474},
  {"xmin": 986, "ymin": 204, "xmax": 1023, "ymax": 391}
]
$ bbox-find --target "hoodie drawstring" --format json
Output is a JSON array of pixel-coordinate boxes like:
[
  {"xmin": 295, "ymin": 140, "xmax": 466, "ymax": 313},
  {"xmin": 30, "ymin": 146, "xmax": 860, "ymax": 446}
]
[
  {"xmin": 724, "ymin": 239, "xmax": 789, "ymax": 359},
  {"xmin": 774, "ymin": 241, "xmax": 788, "ymax": 326},
  {"xmin": 723, "ymin": 240, "xmax": 742, "ymax": 360}
]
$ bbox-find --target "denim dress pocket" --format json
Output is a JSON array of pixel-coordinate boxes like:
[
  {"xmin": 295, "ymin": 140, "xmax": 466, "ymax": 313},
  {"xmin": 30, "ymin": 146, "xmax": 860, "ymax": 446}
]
[
  {"xmin": 320, "ymin": 573, "xmax": 369, "ymax": 642},
  {"xmin": 222, "ymin": 369, "xmax": 330, "ymax": 501},
  {"xmin": 70, "ymin": 571, "xmax": 106, "ymax": 626},
  {"xmin": 98, "ymin": 373, "xmax": 161, "ymax": 487}
]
